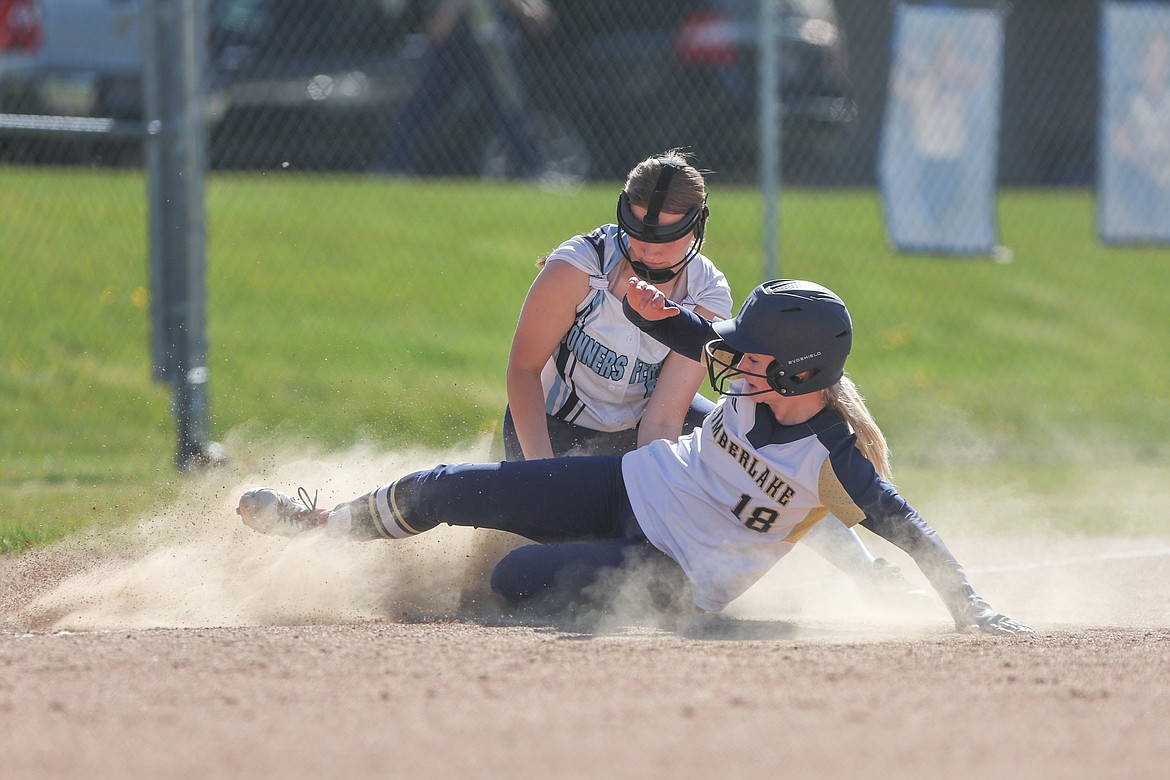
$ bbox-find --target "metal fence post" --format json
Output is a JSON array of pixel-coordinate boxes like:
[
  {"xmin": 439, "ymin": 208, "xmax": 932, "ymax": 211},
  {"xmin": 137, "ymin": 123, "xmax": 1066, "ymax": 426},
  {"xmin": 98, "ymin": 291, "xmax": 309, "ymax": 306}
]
[{"xmin": 144, "ymin": 0, "xmax": 213, "ymax": 470}]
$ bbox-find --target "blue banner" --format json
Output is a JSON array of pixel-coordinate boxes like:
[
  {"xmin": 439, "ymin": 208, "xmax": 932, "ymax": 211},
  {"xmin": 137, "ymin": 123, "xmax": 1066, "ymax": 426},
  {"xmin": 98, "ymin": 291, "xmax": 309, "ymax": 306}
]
[
  {"xmin": 1099, "ymin": 2, "xmax": 1170, "ymax": 244},
  {"xmin": 878, "ymin": 3, "xmax": 1004, "ymax": 255}
]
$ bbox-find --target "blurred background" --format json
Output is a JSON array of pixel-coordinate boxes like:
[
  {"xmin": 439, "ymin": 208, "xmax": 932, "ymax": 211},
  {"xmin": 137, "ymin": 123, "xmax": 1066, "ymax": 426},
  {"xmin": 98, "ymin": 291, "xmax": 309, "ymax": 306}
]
[
  {"xmin": 2, "ymin": 1, "xmax": 1169, "ymax": 547},
  {"xmin": 0, "ymin": 0, "xmax": 1101, "ymax": 183}
]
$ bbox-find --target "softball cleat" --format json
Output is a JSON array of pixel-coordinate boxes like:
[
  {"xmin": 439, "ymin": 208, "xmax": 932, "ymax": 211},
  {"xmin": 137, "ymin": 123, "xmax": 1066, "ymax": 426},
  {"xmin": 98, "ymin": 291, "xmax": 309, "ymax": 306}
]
[{"xmin": 237, "ymin": 487, "xmax": 324, "ymax": 536}]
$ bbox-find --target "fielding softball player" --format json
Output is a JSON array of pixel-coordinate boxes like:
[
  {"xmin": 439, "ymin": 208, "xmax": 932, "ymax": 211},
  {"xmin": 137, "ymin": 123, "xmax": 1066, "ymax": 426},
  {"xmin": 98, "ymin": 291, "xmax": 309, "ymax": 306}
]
[
  {"xmin": 237, "ymin": 279, "xmax": 1032, "ymax": 634},
  {"xmin": 503, "ymin": 150, "xmax": 926, "ymax": 602},
  {"xmin": 503, "ymin": 151, "xmax": 730, "ymax": 461}
]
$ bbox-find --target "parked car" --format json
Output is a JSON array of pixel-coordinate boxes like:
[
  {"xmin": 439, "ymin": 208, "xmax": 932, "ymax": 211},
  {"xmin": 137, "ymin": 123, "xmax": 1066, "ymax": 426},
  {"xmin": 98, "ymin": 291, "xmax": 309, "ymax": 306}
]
[
  {"xmin": 0, "ymin": 0, "xmax": 143, "ymax": 164},
  {"xmin": 206, "ymin": 0, "xmax": 591, "ymax": 180},
  {"xmin": 553, "ymin": 0, "xmax": 856, "ymax": 182},
  {"xmin": 13, "ymin": 0, "xmax": 140, "ymax": 116},
  {"xmin": 0, "ymin": 0, "xmax": 43, "ymax": 80},
  {"xmin": 0, "ymin": 0, "xmax": 45, "ymax": 122},
  {"xmin": 1, "ymin": 0, "xmax": 856, "ymax": 183},
  {"xmin": 1, "ymin": 0, "xmax": 43, "ymax": 58}
]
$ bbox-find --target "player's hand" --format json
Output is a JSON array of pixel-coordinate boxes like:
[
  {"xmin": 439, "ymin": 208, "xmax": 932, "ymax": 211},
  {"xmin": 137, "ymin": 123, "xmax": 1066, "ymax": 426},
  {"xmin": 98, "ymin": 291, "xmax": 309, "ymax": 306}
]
[
  {"xmin": 957, "ymin": 608, "xmax": 1034, "ymax": 636},
  {"xmin": 625, "ymin": 277, "xmax": 681, "ymax": 321}
]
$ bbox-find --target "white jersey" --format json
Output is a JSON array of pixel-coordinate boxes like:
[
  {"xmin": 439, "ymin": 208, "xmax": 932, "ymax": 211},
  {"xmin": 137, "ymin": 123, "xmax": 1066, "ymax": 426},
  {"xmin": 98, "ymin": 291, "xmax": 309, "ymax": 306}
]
[
  {"xmin": 622, "ymin": 381, "xmax": 900, "ymax": 612},
  {"xmin": 540, "ymin": 224, "xmax": 732, "ymax": 432}
]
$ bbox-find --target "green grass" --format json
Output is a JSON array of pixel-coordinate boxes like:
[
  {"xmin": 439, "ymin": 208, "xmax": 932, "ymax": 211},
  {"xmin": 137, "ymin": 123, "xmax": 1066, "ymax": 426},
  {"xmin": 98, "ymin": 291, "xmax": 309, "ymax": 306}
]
[{"xmin": 3, "ymin": 168, "xmax": 1169, "ymax": 551}]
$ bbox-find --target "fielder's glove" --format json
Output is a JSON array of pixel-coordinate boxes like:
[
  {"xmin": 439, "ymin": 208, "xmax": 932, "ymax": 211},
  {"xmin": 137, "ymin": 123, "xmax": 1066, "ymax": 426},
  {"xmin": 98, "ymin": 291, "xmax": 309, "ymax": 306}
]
[{"xmin": 957, "ymin": 607, "xmax": 1034, "ymax": 636}]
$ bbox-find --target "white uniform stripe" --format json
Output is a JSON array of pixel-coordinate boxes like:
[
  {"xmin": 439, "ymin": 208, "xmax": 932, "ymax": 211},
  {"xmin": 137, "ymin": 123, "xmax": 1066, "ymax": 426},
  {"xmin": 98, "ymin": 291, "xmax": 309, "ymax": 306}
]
[
  {"xmin": 368, "ymin": 490, "xmax": 393, "ymax": 538},
  {"xmin": 373, "ymin": 483, "xmax": 420, "ymax": 539}
]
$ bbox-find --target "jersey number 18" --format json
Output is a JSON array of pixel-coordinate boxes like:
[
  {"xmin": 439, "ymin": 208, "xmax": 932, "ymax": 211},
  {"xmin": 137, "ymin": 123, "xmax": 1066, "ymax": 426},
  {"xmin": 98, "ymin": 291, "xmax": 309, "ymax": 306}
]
[{"xmin": 730, "ymin": 493, "xmax": 778, "ymax": 533}]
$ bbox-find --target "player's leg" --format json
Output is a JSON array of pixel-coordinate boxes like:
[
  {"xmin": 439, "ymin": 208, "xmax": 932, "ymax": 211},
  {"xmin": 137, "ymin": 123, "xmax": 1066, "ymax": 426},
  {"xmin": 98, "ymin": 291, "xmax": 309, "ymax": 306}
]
[
  {"xmin": 801, "ymin": 516, "xmax": 875, "ymax": 571},
  {"xmin": 500, "ymin": 405, "xmax": 525, "ymax": 461},
  {"xmin": 681, "ymin": 392, "xmax": 715, "ymax": 435},
  {"xmin": 489, "ymin": 537, "xmax": 691, "ymax": 613},
  {"xmin": 501, "ymin": 405, "xmax": 638, "ymax": 460},
  {"xmin": 239, "ymin": 455, "xmax": 635, "ymax": 544},
  {"xmin": 801, "ymin": 516, "xmax": 928, "ymax": 602}
]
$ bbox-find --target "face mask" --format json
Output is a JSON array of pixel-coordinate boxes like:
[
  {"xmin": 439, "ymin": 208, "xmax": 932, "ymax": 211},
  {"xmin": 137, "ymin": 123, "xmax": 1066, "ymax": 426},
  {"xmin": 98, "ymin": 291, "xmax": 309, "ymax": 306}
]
[{"xmin": 615, "ymin": 162, "xmax": 708, "ymax": 283}]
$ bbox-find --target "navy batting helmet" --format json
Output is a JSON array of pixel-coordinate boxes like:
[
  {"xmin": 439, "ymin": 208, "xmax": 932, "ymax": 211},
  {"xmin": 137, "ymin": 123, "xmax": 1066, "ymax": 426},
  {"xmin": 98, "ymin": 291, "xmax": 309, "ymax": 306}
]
[{"xmin": 705, "ymin": 280, "xmax": 853, "ymax": 396}]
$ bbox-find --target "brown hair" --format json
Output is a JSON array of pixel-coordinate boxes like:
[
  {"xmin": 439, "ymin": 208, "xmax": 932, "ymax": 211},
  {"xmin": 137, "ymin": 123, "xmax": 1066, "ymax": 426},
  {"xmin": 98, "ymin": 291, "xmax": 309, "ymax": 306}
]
[
  {"xmin": 536, "ymin": 150, "xmax": 708, "ymax": 269},
  {"xmin": 623, "ymin": 149, "xmax": 707, "ymax": 214}
]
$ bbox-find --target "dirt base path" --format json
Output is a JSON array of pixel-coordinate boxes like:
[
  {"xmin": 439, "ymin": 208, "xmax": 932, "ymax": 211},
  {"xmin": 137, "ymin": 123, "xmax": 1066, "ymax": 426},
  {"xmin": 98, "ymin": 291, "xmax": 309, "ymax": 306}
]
[
  {"xmin": 0, "ymin": 620, "xmax": 1165, "ymax": 780},
  {"xmin": 3, "ymin": 449, "xmax": 1168, "ymax": 778}
]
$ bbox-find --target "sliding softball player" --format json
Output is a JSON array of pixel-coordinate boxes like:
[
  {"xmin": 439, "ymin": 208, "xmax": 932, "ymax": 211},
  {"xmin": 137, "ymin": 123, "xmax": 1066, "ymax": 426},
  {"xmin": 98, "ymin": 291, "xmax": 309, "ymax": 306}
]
[{"xmin": 237, "ymin": 279, "xmax": 1031, "ymax": 634}]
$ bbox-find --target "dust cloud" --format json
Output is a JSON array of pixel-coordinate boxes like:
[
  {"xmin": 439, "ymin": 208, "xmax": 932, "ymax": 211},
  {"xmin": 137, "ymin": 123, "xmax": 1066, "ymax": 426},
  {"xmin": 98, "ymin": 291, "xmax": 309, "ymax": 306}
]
[
  {"xmin": 6, "ymin": 434, "xmax": 1169, "ymax": 636},
  {"xmin": 12, "ymin": 438, "xmax": 516, "ymax": 632}
]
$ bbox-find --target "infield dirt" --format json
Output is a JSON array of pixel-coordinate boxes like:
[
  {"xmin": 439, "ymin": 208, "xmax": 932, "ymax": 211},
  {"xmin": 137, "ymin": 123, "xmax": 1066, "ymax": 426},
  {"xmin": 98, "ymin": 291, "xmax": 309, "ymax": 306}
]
[{"xmin": 2, "ymin": 443, "xmax": 1168, "ymax": 779}]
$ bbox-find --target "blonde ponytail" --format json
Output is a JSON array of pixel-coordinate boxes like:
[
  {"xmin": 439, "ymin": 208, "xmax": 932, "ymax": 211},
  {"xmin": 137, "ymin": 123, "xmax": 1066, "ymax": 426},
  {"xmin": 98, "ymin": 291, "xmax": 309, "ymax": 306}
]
[{"xmin": 824, "ymin": 374, "xmax": 892, "ymax": 481}]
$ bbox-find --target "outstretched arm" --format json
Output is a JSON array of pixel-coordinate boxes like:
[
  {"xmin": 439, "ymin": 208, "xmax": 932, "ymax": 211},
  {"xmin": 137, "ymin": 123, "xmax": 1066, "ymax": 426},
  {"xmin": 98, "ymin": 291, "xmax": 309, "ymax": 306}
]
[
  {"xmin": 859, "ymin": 501, "xmax": 1033, "ymax": 635},
  {"xmin": 622, "ymin": 278, "xmax": 718, "ymax": 362}
]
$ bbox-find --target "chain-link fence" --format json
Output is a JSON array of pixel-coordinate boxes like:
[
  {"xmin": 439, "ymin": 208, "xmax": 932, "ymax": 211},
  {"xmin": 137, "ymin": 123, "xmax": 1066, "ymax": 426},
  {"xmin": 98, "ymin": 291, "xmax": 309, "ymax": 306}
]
[
  {"xmin": 0, "ymin": 0, "xmax": 1111, "ymax": 183},
  {"xmin": 0, "ymin": 0, "xmax": 1122, "ymax": 256},
  {"xmin": 3, "ymin": 0, "xmax": 1169, "ymax": 470}
]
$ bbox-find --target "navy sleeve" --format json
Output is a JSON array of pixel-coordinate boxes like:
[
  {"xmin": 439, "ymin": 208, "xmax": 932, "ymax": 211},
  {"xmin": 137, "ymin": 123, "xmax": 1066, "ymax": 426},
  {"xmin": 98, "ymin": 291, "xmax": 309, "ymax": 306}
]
[
  {"xmin": 858, "ymin": 495, "xmax": 990, "ymax": 625},
  {"xmin": 622, "ymin": 295, "xmax": 718, "ymax": 362},
  {"xmin": 819, "ymin": 427, "xmax": 991, "ymax": 627}
]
